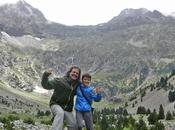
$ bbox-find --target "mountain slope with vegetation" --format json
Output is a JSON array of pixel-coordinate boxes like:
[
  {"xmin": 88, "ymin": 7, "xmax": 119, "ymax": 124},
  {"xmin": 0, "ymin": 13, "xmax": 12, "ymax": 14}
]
[
  {"xmin": 1, "ymin": 1, "xmax": 175, "ymax": 130},
  {"xmin": 1, "ymin": 1, "xmax": 175, "ymax": 101}
]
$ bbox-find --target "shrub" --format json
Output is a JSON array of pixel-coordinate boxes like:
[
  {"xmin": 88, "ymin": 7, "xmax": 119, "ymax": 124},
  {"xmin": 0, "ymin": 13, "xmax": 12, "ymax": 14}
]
[
  {"xmin": 40, "ymin": 119, "xmax": 52, "ymax": 125},
  {"xmin": 0, "ymin": 117, "xmax": 8, "ymax": 124},
  {"xmin": 7, "ymin": 115, "xmax": 20, "ymax": 121},
  {"xmin": 23, "ymin": 117, "xmax": 35, "ymax": 125}
]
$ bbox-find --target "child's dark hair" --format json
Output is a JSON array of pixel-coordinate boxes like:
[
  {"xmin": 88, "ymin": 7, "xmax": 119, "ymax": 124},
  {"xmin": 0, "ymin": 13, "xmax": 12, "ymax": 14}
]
[{"xmin": 82, "ymin": 73, "xmax": 91, "ymax": 80}]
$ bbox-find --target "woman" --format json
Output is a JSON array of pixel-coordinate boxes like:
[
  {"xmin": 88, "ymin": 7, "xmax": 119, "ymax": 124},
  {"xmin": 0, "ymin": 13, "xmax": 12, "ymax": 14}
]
[{"xmin": 41, "ymin": 66, "xmax": 81, "ymax": 130}]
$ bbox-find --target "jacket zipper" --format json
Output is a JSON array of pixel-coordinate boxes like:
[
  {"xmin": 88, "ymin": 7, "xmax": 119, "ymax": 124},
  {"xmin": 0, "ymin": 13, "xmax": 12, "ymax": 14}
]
[{"xmin": 64, "ymin": 85, "xmax": 74, "ymax": 109}]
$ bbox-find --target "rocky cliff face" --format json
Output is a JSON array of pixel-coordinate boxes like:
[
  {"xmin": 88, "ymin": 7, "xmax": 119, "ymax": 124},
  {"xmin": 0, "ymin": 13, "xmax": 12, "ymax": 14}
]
[
  {"xmin": 0, "ymin": 1, "xmax": 95, "ymax": 38},
  {"xmin": 0, "ymin": 1, "xmax": 48, "ymax": 37},
  {"xmin": 1, "ymin": 1, "xmax": 175, "ymax": 93}
]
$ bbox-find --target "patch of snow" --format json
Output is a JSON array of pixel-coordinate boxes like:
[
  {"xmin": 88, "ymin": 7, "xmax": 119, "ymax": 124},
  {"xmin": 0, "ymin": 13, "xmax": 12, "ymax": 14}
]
[
  {"xmin": 159, "ymin": 58, "xmax": 174, "ymax": 63},
  {"xmin": 24, "ymin": 35, "xmax": 42, "ymax": 41},
  {"xmin": 1, "ymin": 31, "xmax": 23, "ymax": 46},
  {"xmin": 33, "ymin": 86, "xmax": 48, "ymax": 94},
  {"xmin": 1, "ymin": 31, "xmax": 10, "ymax": 38}
]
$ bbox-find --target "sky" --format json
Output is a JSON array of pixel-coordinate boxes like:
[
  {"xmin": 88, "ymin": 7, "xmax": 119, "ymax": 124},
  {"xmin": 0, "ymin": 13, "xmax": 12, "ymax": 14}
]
[{"xmin": 0, "ymin": 0, "xmax": 175, "ymax": 25}]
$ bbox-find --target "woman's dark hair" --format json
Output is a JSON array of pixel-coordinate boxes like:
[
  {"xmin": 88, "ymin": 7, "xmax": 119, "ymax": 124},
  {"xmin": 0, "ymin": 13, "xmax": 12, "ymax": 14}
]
[
  {"xmin": 82, "ymin": 73, "xmax": 91, "ymax": 80},
  {"xmin": 66, "ymin": 66, "xmax": 81, "ymax": 81}
]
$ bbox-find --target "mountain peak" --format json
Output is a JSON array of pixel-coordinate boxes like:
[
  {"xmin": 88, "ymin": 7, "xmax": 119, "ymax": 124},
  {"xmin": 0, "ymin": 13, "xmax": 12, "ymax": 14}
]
[
  {"xmin": 16, "ymin": 0, "xmax": 33, "ymax": 9},
  {"xmin": 103, "ymin": 8, "xmax": 166, "ymax": 29},
  {"xmin": 119, "ymin": 8, "xmax": 149, "ymax": 17},
  {"xmin": 0, "ymin": 0, "xmax": 47, "ymax": 22},
  {"xmin": 14, "ymin": 0, "xmax": 46, "ymax": 21},
  {"xmin": 0, "ymin": 0, "xmax": 47, "ymax": 36},
  {"xmin": 117, "ymin": 8, "xmax": 164, "ymax": 19},
  {"xmin": 17, "ymin": 0, "xmax": 28, "ymax": 5}
]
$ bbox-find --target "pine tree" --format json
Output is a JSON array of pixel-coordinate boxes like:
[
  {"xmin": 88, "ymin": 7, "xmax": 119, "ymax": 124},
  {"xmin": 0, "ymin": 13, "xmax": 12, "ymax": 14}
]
[
  {"xmin": 128, "ymin": 115, "xmax": 135, "ymax": 126},
  {"xmin": 100, "ymin": 114, "xmax": 108, "ymax": 130},
  {"xmin": 166, "ymin": 111, "xmax": 173, "ymax": 120},
  {"xmin": 135, "ymin": 118, "xmax": 148, "ymax": 130},
  {"xmin": 123, "ymin": 109, "xmax": 128, "ymax": 116},
  {"xmin": 137, "ymin": 106, "xmax": 146, "ymax": 114},
  {"xmin": 146, "ymin": 108, "xmax": 151, "ymax": 115},
  {"xmin": 148, "ymin": 110, "xmax": 158, "ymax": 124},
  {"xmin": 154, "ymin": 121, "xmax": 165, "ymax": 130},
  {"xmin": 158, "ymin": 104, "xmax": 165, "ymax": 120}
]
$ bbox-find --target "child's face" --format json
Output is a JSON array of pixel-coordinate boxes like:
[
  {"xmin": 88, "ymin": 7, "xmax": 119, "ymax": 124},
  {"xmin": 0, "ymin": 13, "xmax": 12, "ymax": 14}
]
[{"xmin": 82, "ymin": 77, "xmax": 91, "ymax": 86}]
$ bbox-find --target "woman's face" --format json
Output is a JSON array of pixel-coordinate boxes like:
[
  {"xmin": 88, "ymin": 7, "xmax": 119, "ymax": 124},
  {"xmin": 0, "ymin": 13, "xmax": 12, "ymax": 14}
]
[{"xmin": 69, "ymin": 68, "xmax": 80, "ymax": 81}]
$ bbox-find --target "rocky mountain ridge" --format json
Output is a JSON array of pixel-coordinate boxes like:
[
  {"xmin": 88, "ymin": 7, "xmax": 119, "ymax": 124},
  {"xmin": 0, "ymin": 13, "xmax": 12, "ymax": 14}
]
[
  {"xmin": 1, "ymin": 1, "xmax": 175, "ymax": 89},
  {"xmin": 1, "ymin": 2, "xmax": 175, "ymax": 130},
  {"xmin": 0, "ymin": 1, "xmax": 175, "ymax": 103}
]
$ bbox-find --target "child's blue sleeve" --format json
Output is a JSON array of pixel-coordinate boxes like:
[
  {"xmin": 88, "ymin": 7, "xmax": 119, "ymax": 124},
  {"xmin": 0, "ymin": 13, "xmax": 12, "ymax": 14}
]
[{"xmin": 93, "ymin": 93, "xmax": 102, "ymax": 102}]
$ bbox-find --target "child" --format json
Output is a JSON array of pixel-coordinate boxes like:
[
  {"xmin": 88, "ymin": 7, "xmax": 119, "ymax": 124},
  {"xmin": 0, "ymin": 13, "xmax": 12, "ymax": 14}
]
[{"xmin": 75, "ymin": 73, "xmax": 103, "ymax": 130}]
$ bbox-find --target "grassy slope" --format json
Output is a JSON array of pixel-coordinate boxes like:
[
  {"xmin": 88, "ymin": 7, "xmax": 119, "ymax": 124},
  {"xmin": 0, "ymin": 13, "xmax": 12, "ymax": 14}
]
[{"xmin": 0, "ymin": 81, "xmax": 50, "ymax": 110}]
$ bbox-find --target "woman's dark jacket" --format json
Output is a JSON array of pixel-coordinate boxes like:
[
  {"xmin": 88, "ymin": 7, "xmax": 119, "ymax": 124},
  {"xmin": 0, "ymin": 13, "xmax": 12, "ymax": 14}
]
[{"xmin": 41, "ymin": 72, "xmax": 80, "ymax": 112}]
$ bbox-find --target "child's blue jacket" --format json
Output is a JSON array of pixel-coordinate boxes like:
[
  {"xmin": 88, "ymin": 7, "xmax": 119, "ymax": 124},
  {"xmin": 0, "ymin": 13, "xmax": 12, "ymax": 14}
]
[{"xmin": 75, "ymin": 84, "xmax": 102, "ymax": 112}]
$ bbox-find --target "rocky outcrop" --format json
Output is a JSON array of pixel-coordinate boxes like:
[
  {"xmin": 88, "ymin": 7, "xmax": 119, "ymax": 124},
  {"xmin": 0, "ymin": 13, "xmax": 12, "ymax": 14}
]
[{"xmin": 1, "ymin": 1, "xmax": 175, "ymax": 95}]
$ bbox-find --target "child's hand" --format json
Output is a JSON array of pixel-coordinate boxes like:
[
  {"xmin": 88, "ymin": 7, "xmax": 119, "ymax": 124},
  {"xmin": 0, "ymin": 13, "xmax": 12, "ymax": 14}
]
[{"xmin": 93, "ymin": 87, "xmax": 104, "ymax": 93}]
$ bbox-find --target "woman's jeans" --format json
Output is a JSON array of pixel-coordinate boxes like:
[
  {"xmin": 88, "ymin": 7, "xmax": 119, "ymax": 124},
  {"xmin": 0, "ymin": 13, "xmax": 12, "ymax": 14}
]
[{"xmin": 50, "ymin": 104, "xmax": 77, "ymax": 130}]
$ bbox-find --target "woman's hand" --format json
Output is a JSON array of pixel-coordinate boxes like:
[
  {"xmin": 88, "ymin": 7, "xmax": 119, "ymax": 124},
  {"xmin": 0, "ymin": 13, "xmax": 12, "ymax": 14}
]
[{"xmin": 45, "ymin": 69, "xmax": 54, "ymax": 76}]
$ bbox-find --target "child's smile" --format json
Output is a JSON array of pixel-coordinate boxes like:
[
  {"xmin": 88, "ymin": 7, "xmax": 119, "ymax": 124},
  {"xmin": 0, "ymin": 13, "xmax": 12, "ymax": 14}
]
[{"xmin": 82, "ymin": 77, "xmax": 91, "ymax": 86}]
